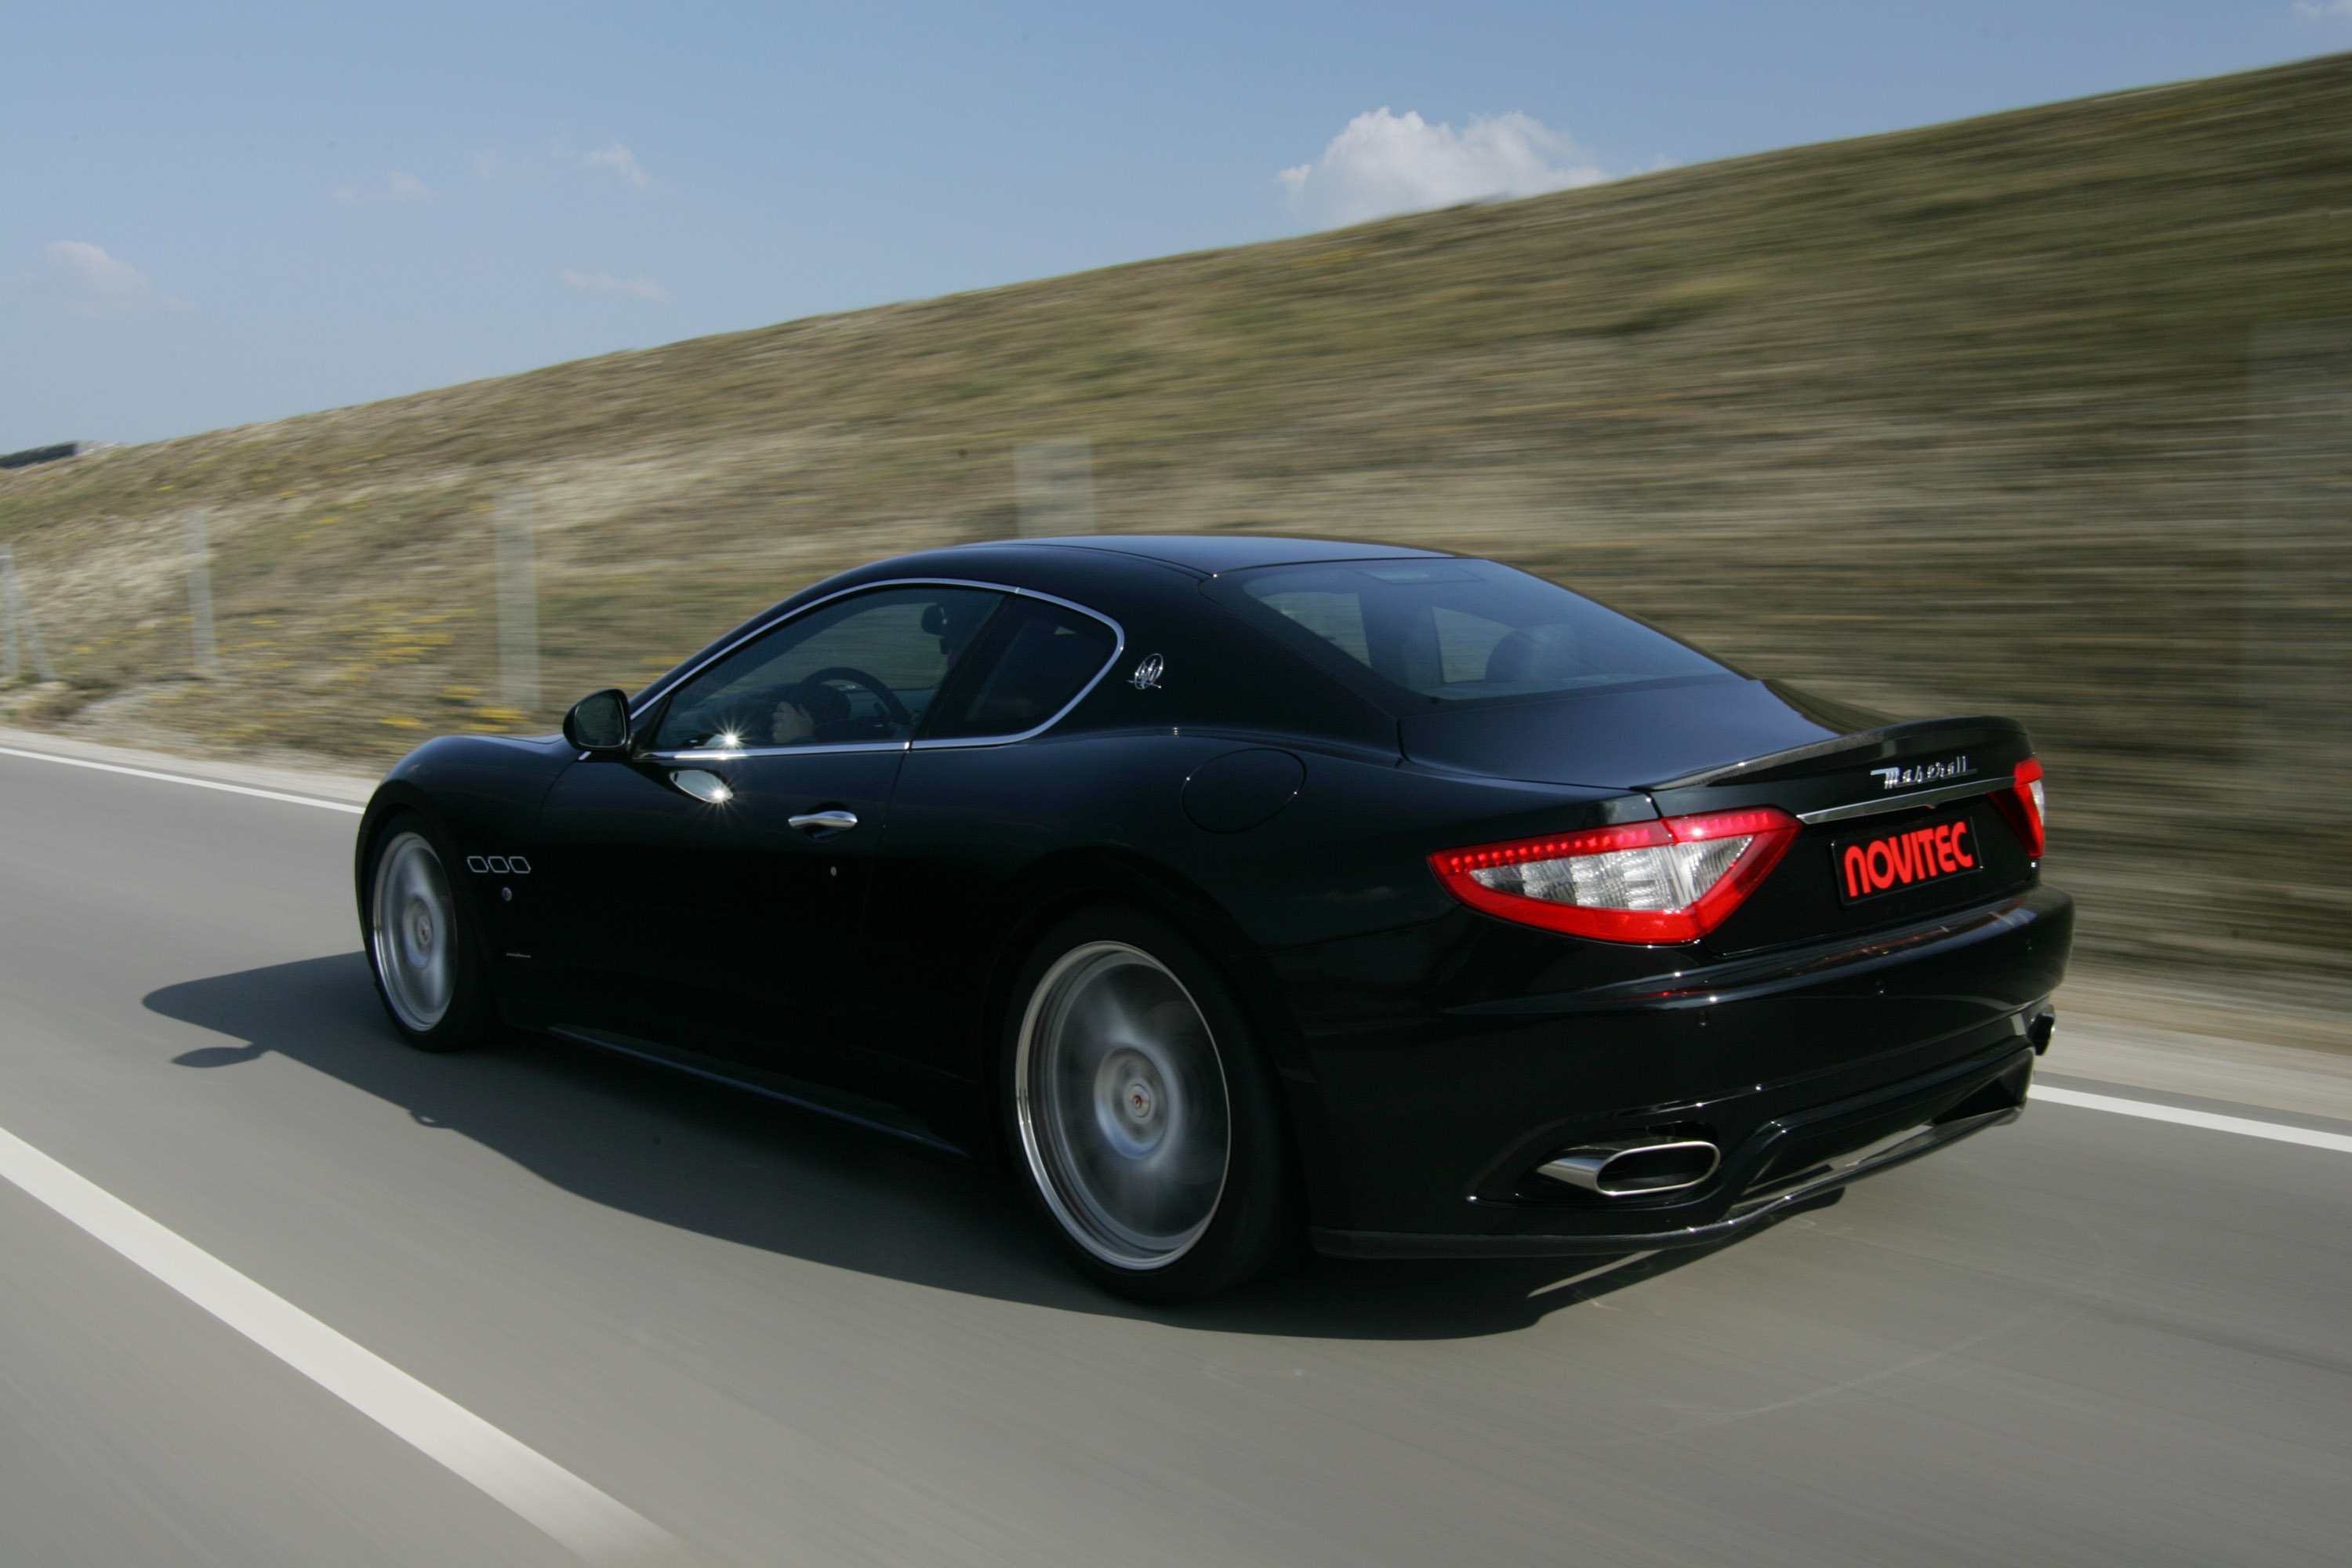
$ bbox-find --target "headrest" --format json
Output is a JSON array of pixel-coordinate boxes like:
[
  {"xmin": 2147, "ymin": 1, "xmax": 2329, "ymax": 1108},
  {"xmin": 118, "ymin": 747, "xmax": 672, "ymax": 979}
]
[{"xmin": 1485, "ymin": 624, "xmax": 1579, "ymax": 684}]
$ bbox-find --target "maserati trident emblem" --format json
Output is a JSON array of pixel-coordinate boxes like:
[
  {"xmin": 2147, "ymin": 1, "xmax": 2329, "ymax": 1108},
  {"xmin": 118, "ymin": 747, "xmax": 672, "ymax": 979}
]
[
  {"xmin": 1130, "ymin": 652, "xmax": 1165, "ymax": 690},
  {"xmin": 1869, "ymin": 756, "xmax": 1972, "ymax": 791}
]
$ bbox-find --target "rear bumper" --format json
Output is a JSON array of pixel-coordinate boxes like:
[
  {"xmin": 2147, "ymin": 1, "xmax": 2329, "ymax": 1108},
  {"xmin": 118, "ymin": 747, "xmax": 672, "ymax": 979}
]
[
  {"xmin": 1313, "ymin": 1041, "xmax": 2031, "ymax": 1258},
  {"xmin": 1279, "ymin": 883, "xmax": 2071, "ymax": 1249}
]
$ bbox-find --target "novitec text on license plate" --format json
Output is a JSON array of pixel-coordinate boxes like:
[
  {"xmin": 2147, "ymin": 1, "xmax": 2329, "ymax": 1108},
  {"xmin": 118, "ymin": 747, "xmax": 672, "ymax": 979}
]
[{"xmin": 1833, "ymin": 813, "xmax": 1983, "ymax": 903}]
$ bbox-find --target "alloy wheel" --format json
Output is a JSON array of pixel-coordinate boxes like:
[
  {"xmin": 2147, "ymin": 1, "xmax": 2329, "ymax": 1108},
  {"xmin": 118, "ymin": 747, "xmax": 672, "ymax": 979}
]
[
  {"xmin": 1015, "ymin": 941, "xmax": 1232, "ymax": 1269},
  {"xmin": 371, "ymin": 830, "xmax": 458, "ymax": 1033}
]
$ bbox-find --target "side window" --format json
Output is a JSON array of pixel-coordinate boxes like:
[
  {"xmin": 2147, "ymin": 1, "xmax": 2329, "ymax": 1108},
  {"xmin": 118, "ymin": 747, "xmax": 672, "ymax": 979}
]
[
  {"xmin": 922, "ymin": 597, "xmax": 1118, "ymax": 741},
  {"xmin": 652, "ymin": 586, "xmax": 1004, "ymax": 750}
]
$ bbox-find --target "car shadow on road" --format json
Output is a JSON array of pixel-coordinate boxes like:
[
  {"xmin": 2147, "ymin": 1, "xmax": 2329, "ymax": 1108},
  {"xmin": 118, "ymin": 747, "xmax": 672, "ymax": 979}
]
[{"xmin": 147, "ymin": 953, "xmax": 1761, "ymax": 1341}]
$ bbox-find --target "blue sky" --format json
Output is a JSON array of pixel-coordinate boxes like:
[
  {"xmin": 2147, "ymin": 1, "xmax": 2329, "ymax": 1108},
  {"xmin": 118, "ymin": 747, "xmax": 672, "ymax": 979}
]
[{"xmin": 3, "ymin": 1, "xmax": 2341, "ymax": 451}]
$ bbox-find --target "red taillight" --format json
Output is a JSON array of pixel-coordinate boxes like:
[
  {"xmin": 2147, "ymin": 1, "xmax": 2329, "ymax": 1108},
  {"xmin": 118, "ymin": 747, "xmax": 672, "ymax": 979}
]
[
  {"xmin": 1430, "ymin": 806, "xmax": 1801, "ymax": 944},
  {"xmin": 1994, "ymin": 757, "xmax": 2046, "ymax": 858}
]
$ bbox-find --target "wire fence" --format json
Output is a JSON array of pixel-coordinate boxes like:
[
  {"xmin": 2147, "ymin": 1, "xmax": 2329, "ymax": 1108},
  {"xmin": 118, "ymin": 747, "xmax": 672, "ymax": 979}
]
[{"xmin": 0, "ymin": 434, "xmax": 1117, "ymax": 728}]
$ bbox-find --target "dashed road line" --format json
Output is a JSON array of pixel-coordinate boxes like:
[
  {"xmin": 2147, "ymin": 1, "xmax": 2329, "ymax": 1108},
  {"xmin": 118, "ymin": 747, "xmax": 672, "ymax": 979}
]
[
  {"xmin": 0, "ymin": 1122, "xmax": 678, "ymax": 1563},
  {"xmin": 2034, "ymin": 1084, "xmax": 2352, "ymax": 1154}
]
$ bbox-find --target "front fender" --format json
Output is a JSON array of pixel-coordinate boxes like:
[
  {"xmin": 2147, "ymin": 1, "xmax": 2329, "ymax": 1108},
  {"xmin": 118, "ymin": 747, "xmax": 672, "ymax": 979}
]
[{"xmin": 354, "ymin": 734, "xmax": 576, "ymax": 1004}]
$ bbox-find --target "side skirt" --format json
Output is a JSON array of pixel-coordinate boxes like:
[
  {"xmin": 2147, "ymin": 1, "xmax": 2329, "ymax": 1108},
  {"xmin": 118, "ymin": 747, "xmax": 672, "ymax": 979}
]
[{"xmin": 546, "ymin": 1025, "xmax": 968, "ymax": 1156}]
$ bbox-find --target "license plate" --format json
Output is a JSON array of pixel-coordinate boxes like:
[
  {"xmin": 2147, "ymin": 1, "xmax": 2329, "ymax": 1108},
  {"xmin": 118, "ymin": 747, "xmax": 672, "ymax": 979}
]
[{"xmin": 1833, "ymin": 812, "xmax": 1984, "ymax": 904}]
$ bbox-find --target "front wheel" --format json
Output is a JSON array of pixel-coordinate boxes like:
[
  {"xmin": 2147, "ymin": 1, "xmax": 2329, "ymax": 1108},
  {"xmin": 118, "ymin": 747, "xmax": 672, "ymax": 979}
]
[
  {"xmin": 1004, "ymin": 907, "xmax": 1296, "ymax": 1301},
  {"xmin": 365, "ymin": 813, "xmax": 498, "ymax": 1052}
]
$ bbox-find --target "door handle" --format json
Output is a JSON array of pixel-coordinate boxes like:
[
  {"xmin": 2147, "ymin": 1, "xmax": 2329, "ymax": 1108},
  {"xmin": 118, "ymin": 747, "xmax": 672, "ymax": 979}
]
[{"xmin": 787, "ymin": 809, "xmax": 859, "ymax": 836}]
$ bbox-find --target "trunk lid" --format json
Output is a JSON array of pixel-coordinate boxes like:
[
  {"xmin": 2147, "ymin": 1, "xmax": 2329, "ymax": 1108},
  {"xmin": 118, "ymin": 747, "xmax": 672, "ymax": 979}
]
[
  {"xmin": 1648, "ymin": 713, "xmax": 2042, "ymax": 954},
  {"xmin": 1399, "ymin": 675, "xmax": 1869, "ymax": 790}
]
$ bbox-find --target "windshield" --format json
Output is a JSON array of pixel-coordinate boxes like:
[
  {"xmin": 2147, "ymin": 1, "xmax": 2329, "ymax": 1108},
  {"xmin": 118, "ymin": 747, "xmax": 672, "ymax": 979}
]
[{"xmin": 1208, "ymin": 557, "xmax": 1733, "ymax": 710}]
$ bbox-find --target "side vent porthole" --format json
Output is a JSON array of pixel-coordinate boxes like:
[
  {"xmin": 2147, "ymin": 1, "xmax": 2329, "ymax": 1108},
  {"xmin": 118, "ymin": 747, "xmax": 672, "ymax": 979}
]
[{"xmin": 465, "ymin": 855, "xmax": 532, "ymax": 875}]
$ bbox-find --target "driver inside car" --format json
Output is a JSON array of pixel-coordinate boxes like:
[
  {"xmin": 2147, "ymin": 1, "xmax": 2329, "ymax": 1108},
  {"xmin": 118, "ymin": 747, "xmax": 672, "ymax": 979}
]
[{"xmin": 767, "ymin": 678, "xmax": 852, "ymax": 745}]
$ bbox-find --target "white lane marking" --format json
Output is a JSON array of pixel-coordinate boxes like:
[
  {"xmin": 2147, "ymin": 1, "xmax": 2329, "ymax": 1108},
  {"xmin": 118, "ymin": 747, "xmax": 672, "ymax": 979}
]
[
  {"xmin": 0, "ymin": 745, "xmax": 365, "ymax": 815},
  {"xmin": 0, "ymin": 1123, "xmax": 678, "ymax": 1563},
  {"xmin": 2034, "ymin": 1085, "xmax": 2352, "ymax": 1154}
]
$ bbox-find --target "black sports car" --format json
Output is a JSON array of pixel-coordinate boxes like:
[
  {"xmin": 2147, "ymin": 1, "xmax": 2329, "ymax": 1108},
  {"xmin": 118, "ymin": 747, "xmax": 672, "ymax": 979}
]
[{"xmin": 356, "ymin": 535, "xmax": 2069, "ymax": 1300}]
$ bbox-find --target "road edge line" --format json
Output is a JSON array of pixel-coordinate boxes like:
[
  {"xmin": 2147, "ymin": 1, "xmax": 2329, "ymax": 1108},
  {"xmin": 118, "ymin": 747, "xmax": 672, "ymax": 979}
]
[{"xmin": 0, "ymin": 744, "xmax": 366, "ymax": 815}]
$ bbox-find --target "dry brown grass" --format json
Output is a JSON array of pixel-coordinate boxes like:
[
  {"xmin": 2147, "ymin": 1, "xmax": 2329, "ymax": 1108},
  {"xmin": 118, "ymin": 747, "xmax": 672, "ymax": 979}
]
[{"xmin": 6, "ymin": 53, "xmax": 2352, "ymax": 998}]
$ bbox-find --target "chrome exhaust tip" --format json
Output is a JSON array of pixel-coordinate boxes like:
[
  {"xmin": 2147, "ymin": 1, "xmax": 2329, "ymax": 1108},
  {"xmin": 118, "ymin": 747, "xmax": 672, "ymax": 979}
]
[{"xmin": 1538, "ymin": 1138, "xmax": 1722, "ymax": 1197}]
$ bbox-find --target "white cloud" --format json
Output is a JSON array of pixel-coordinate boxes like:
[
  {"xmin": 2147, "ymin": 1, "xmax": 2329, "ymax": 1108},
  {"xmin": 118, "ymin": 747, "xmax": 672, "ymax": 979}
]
[
  {"xmin": 583, "ymin": 142, "xmax": 654, "ymax": 190},
  {"xmin": 25, "ymin": 241, "xmax": 188, "ymax": 318},
  {"xmin": 561, "ymin": 268, "xmax": 671, "ymax": 303},
  {"xmin": 470, "ymin": 143, "xmax": 655, "ymax": 193},
  {"xmin": 1278, "ymin": 108, "xmax": 1612, "ymax": 228},
  {"xmin": 331, "ymin": 171, "xmax": 436, "ymax": 205},
  {"xmin": 2294, "ymin": 0, "xmax": 2352, "ymax": 16}
]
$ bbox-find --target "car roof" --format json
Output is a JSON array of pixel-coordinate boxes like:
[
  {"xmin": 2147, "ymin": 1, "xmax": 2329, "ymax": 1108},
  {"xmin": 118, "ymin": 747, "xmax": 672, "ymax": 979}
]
[{"xmin": 1002, "ymin": 535, "xmax": 1452, "ymax": 575}]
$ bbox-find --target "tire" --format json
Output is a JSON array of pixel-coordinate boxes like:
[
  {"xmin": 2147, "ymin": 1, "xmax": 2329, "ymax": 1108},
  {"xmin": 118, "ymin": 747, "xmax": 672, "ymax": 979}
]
[
  {"xmin": 1003, "ymin": 906, "xmax": 1297, "ymax": 1301},
  {"xmin": 365, "ymin": 812, "xmax": 499, "ymax": 1053}
]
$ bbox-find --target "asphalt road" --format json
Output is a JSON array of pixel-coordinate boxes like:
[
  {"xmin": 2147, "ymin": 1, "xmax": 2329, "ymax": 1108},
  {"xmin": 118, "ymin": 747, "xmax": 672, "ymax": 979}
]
[{"xmin": 2, "ymin": 740, "xmax": 2347, "ymax": 1568}]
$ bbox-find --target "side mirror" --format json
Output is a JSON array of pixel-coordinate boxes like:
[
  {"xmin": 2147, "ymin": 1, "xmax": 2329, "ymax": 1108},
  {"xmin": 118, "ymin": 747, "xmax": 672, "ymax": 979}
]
[{"xmin": 562, "ymin": 688, "xmax": 633, "ymax": 753}]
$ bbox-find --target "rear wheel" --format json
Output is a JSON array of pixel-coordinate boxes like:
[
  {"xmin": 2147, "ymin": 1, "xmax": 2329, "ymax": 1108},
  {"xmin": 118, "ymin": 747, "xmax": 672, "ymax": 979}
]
[
  {"xmin": 1004, "ymin": 907, "xmax": 1295, "ymax": 1301},
  {"xmin": 366, "ymin": 814, "xmax": 497, "ymax": 1052}
]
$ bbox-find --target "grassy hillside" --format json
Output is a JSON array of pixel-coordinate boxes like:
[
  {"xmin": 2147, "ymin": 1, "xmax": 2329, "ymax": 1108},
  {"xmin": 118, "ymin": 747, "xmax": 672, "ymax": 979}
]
[{"xmin": 6, "ymin": 52, "xmax": 2352, "ymax": 996}]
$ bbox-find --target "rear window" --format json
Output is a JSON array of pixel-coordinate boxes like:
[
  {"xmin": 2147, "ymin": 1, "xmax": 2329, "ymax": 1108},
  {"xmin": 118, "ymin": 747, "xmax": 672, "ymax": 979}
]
[{"xmin": 1207, "ymin": 557, "xmax": 1733, "ymax": 710}]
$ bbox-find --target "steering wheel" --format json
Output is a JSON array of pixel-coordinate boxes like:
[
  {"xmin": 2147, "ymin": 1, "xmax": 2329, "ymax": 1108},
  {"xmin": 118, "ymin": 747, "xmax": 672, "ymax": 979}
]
[{"xmin": 801, "ymin": 666, "xmax": 913, "ymax": 730}]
